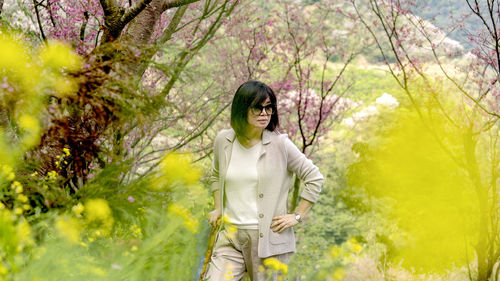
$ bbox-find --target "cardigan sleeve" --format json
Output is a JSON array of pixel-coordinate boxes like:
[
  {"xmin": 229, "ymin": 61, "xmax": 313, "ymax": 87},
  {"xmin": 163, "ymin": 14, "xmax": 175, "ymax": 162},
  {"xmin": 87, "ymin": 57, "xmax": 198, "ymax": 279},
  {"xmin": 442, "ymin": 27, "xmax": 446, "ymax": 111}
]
[
  {"xmin": 208, "ymin": 133, "xmax": 222, "ymax": 193},
  {"xmin": 283, "ymin": 136, "xmax": 324, "ymax": 203}
]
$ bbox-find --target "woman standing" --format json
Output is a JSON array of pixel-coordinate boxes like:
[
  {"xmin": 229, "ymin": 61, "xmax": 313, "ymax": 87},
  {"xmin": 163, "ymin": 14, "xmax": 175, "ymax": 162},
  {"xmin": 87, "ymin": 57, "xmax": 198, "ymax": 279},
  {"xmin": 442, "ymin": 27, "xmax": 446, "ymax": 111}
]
[{"xmin": 206, "ymin": 81, "xmax": 324, "ymax": 281}]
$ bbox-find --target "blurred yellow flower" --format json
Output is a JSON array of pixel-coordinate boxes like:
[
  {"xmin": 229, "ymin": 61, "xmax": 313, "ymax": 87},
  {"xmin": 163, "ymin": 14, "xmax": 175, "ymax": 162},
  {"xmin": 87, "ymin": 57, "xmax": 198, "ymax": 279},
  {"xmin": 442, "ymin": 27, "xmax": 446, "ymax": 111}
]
[
  {"xmin": 17, "ymin": 220, "xmax": 33, "ymax": 247},
  {"xmin": 11, "ymin": 181, "xmax": 22, "ymax": 193},
  {"xmin": 40, "ymin": 41, "xmax": 81, "ymax": 72},
  {"xmin": 329, "ymin": 245, "xmax": 342, "ymax": 259},
  {"xmin": 7, "ymin": 172, "xmax": 15, "ymax": 181},
  {"xmin": 47, "ymin": 170, "xmax": 58, "ymax": 180},
  {"xmin": 332, "ymin": 268, "xmax": 345, "ymax": 280},
  {"xmin": 168, "ymin": 203, "xmax": 199, "ymax": 233},
  {"xmin": 19, "ymin": 115, "xmax": 38, "ymax": 132},
  {"xmin": 0, "ymin": 36, "xmax": 27, "ymax": 72},
  {"xmin": 72, "ymin": 203, "xmax": 84, "ymax": 217},
  {"xmin": 17, "ymin": 194, "xmax": 28, "ymax": 203},
  {"xmin": 63, "ymin": 148, "xmax": 70, "ymax": 156},
  {"xmin": 85, "ymin": 198, "xmax": 114, "ymax": 236},
  {"xmin": 56, "ymin": 216, "xmax": 81, "ymax": 244},
  {"xmin": 154, "ymin": 153, "xmax": 201, "ymax": 188},
  {"xmin": 0, "ymin": 263, "xmax": 7, "ymax": 275},
  {"xmin": 263, "ymin": 258, "xmax": 287, "ymax": 274},
  {"xmin": 14, "ymin": 208, "xmax": 23, "ymax": 215},
  {"xmin": 1, "ymin": 165, "xmax": 12, "ymax": 175},
  {"xmin": 346, "ymin": 238, "xmax": 362, "ymax": 253}
]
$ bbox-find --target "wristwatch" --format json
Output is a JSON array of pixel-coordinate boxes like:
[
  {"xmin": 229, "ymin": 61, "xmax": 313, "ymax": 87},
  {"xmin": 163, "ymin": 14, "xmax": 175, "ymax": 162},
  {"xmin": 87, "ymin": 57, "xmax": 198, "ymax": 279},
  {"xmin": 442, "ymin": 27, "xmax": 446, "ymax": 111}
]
[{"xmin": 294, "ymin": 212, "xmax": 302, "ymax": 223}]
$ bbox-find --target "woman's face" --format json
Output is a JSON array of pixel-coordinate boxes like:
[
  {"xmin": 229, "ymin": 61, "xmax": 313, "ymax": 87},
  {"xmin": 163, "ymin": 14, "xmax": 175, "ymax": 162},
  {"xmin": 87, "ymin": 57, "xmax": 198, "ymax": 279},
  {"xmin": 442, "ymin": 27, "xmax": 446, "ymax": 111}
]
[{"xmin": 247, "ymin": 96, "xmax": 272, "ymax": 130}]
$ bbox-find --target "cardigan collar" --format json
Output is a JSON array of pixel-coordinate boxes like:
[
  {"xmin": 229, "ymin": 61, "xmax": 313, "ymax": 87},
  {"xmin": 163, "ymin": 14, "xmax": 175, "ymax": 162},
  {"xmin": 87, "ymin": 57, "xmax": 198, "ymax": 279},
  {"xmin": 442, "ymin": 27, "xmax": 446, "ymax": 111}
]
[{"xmin": 225, "ymin": 128, "xmax": 272, "ymax": 145}]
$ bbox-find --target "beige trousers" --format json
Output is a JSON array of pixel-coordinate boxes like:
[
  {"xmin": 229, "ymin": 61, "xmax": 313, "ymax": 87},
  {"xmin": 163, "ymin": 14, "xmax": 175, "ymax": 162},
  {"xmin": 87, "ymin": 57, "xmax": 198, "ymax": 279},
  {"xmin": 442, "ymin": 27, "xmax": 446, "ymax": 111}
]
[{"xmin": 206, "ymin": 228, "xmax": 292, "ymax": 281}]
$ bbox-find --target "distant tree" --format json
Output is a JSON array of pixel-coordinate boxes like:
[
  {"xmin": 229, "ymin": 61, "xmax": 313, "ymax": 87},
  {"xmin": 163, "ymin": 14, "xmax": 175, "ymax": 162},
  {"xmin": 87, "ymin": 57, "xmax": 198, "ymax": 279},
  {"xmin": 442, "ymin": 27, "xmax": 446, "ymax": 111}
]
[{"xmin": 350, "ymin": 0, "xmax": 500, "ymax": 279}]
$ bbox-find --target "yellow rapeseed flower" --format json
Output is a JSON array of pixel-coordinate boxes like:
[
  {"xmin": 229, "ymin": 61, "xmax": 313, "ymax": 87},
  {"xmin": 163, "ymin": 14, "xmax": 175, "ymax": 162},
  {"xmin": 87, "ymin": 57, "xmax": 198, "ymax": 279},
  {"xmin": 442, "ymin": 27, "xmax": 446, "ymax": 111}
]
[
  {"xmin": 155, "ymin": 153, "xmax": 201, "ymax": 188},
  {"xmin": 47, "ymin": 170, "xmax": 58, "ymax": 180},
  {"xmin": 55, "ymin": 216, "xmax": 82, "ymax": 244},
  {"xmin": 263, "ymin": 258, "xmax": 288, "ymax": 274},
  {"xmin": 72, "ymin": 203, "xmax": 84, "ymax": 217},
  {"xmin": 40, "ymin": 41, "xmax": 81, "ymax": 72},
  {"xmin": 0, "ymin": 36, "xmax": 28, "ymax": 72},
  {"xmin": 167, "ymin": 203, "xmax": 199, "ymax": 233},
  {"xmin": 332, "ymin": 268, "xmax": 346, "ymax": 280},
  {"xmin": 17, "ymin": 194, "xmax": 28, "ymax": 203},
  {"xmin": 85, "ymin": 198, "xmax": 114, "ymax": 235},
  {"xmin": 0, "ymin": 263, "xmax": 7, "ymax": 275},
  {"xmin": 11, "ymin": 181, "xmax": 22, "ymax": 193},
  {"xmin": 329, "ymin": 245, "xmax": 342, "ymax": 259},
  {"xmin": 17, "ymin": 220, "xmax": 33, "ymax": 247},
  {"xmin": 7, "ymin": 172, "xmax": 15, "ymax": 181},
  {"xmin": 19, "ymin": 114, "xmax": 39, "ymax": 132},
  {"xmin": 346, "ymin": 238, "xmax": 362, "ymax": 253},
  {"xmin": 63, "ymin": 148, "xmax": 70, "ymax": 156},
  {"xmin": 1, "ymin": 165, "xmax": 12, "ymax": 175}
]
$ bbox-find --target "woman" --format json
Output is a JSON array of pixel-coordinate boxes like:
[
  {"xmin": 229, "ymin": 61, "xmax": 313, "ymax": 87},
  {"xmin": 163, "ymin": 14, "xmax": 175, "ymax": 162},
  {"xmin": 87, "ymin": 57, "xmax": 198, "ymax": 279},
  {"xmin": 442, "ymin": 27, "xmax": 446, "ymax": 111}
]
[{"xmin": 206, "ymin": 81, "xmax": 324, "ymax": 281}]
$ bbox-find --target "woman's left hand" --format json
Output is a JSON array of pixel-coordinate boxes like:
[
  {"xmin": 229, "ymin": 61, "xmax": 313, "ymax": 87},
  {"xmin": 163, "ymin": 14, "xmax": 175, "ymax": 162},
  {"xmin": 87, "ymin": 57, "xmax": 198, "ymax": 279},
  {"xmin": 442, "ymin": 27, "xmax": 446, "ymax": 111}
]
[{"xmin": 271, "ymin": 214, "xmax": 299, "ymax": 233}]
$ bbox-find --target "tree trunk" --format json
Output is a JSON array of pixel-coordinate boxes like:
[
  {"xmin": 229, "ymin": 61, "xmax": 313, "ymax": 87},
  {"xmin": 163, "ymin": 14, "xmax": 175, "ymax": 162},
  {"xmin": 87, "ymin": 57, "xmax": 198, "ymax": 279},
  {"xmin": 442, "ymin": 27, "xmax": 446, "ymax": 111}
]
[{"xmin": 463, "ymin": 127, "xmax": 491, "ymax": 281}]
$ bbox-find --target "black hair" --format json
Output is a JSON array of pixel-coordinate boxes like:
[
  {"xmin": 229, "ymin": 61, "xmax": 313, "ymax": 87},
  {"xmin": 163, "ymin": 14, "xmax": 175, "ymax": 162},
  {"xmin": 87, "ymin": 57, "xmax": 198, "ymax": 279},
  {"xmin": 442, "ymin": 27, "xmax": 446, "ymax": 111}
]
[{"xmin": 230, "ymin": 80, "xmax": 279, "ymax": 137}]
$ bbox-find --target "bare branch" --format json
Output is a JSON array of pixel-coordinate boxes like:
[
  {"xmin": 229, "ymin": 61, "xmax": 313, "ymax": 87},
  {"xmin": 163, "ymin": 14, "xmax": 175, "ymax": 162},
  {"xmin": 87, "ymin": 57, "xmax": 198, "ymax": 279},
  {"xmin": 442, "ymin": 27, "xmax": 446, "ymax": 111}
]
[
  {"xmin": 163, "ymin": 0, "xmax": 201, "ymax": 10},
  {"xmin": 121, "ymin": 0, "xmax": 153, "ymax": 25},
  {"xmin": 33, "ymin": 0, "xmax": 47, "ymax": 42}
]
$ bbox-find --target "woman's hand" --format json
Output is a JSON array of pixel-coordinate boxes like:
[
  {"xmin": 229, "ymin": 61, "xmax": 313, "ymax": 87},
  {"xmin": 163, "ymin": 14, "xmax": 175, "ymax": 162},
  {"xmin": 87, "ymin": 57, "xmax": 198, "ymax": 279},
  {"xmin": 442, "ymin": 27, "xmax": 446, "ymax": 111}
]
[
  {"xmin": 208, "ymin": 209, "xmax": 221, "ymax": 228},
  {"xmin": 271, "ymin": 214, "xmax": 299, "ymax": 233}
]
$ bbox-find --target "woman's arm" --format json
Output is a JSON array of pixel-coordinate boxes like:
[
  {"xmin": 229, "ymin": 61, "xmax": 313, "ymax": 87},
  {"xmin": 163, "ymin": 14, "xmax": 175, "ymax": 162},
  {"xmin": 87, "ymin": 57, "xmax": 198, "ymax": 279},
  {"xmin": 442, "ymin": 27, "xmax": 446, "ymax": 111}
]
[
  {"xmin": 208, "ymin": 189, "xmax": 221, "ymax": 227},
  {"xmin": 271, "ymin": 198, "xmax": 314, "ymax": 233}
]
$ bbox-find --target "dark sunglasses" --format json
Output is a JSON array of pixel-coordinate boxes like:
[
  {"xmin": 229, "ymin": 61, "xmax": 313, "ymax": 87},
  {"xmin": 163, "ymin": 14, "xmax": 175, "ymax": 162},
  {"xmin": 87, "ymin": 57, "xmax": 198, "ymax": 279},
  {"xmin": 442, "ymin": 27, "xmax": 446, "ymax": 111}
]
[{"xmin": 250, "ymin": 104, "xmax": 274, "ymax": 115}]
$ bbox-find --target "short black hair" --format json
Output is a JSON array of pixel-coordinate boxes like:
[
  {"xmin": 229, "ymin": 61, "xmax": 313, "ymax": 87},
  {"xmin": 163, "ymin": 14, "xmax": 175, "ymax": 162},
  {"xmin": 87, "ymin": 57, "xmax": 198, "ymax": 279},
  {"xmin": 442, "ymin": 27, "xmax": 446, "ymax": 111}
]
[{"xmin": 230, "ymin": 80, "xmax": 279, "ymax": 137}]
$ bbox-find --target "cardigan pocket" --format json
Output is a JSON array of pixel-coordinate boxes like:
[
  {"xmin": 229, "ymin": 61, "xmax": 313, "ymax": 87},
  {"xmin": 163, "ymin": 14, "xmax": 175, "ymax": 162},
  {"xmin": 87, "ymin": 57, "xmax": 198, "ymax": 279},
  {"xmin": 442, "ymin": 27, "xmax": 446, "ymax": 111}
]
[{"xmin": 269, "ymin": 228, "xmax": 291, "ymax": 245}]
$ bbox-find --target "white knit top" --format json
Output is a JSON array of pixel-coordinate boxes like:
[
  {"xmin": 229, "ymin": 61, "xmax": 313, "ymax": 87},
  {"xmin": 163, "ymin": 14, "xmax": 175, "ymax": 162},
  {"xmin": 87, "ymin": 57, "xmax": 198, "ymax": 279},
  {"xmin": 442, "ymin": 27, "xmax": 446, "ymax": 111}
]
[{"xmin": 223, "ymin": 138, "xmax": 262, "ymax": 229}]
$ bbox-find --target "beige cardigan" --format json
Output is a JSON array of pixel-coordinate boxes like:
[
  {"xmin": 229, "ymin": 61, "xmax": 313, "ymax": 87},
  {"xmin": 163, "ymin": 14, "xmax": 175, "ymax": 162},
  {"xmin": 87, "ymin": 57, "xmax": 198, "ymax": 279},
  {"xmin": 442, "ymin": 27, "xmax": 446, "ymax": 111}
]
[{"xmin": 209, "ymin": 128, "xmax": 324, "ymax": 258}]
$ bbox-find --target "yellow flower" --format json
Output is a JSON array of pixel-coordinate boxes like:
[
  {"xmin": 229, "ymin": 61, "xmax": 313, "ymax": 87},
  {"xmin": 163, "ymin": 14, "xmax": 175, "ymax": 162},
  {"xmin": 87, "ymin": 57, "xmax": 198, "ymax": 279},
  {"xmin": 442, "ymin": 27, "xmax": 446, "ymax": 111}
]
[
  {"xmin": 131, "ymin": 245, "xmax": 138, "ymax": 251},
  {"xmin": 14, "ymin": 208, "xmax": 23, "ymax": 215},
  {"xmin": 40, "ymin": 40, "xmax": 81, "ymax": 72},
  {"xmin": 22, "ymin": 204, "xmax": 31, "ymax": 210},
  {"xmin": 130, "ymin": 224, "xmax": 142, "ymax": 238},
  {"xmin": 56, "ymin": 216, "xmax": 81, "ymax": 244},
  {"xmin": 17, "ymin": 220, "xmax": 33, "ymax": 247},
  {"xmin": 0, "ymin": 264, "xmax": 7, "ymax": 275},
  {"xmin": 346, "ymin": 238, "xmax": 362, "ymax": 253},
  {"xmin": 47, "ymin": 170, "xmax": 58, "ymax": 180},
  {"xmin": 30, "ymin": 171, "xmax": 38, "ymax": 177},
  {"xmin": 7, "ymin": 172, "xmax": 15, "ymax": 181},
  {"xmin": 11, "ymin": 181, "xmax": 22, "ymax": 193},
  {"xmin": 0, "ymin": 36, "xmax": 27, "ymax": 72},
  {"xmin": 72, "ymin": 203, "xmax": 84, "ymax": 217},
  {"xmin": 154, "ymin": 153, "xmax": 201, "ymax": 188},
  {"xmin": 17, "ymin": 194, "xmax": 28, "ymax": 203},
  {"xmin": 1, "ymin": 165, "xmax": 12, "ymax": 175},
  {"xmin": 332, "ymin": 268, "xmax": 346, "ymax": 280},
  {"xmin": 19, "ymin": 115, "xmax": 38, "ymax": 132},
  {"xmin": 85, "ymin": 198, "xmax": 114, "ymax": 235},
  {"xmin": 168, "ymin": 203, "xmax": 199, "ymax": 233},
  {"xmin": 63, "ymin": 148, "xmax": 70, "ymax": 156},
  {"xmin": 263, "ymin": 258, "xmax": 288, "ymax": 274},
  {"xmin": 329, "ymin": 245, "xmax": 343, "ymax": 259}
]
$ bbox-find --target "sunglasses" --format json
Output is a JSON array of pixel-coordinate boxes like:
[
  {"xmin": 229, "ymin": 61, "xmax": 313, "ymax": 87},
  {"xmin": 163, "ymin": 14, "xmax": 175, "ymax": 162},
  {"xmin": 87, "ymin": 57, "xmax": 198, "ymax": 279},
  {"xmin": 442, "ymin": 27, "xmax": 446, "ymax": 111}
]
[{"xmin": 250, "ymin": 104, "xmax": 274, "ymax": 115}]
